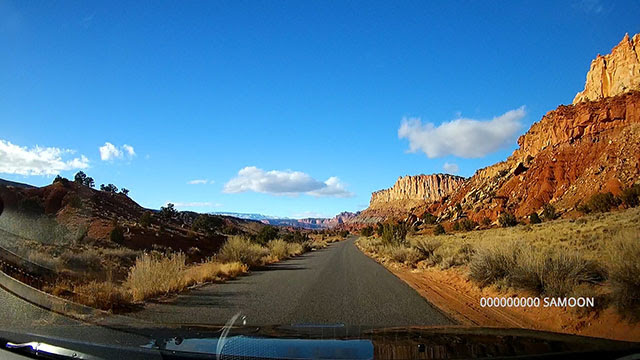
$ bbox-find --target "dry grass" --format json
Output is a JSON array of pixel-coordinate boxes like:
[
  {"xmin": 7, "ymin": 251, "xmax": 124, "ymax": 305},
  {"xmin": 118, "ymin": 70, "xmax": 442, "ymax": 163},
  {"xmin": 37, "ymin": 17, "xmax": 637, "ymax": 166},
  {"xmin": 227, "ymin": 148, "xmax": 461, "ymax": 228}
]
[
  {"xmin": 218, "ymin": 236, "xmax": 269, "ymax": 267},
  {"xmin": 182, "ymin": 261, "xmax": 247, "ymax": 287},
  {"xmin": 606, "ymin": 229, "xmax": 640, "ymax": 320},
  {"xmin": 124, "ymin": 252, "xmax": 187, "ymax": 301},
  {"xmin": 73, "ymin": 281, "xmax": 132, "ymax": 311},
  {"xmin": 358, "ymin": 207, "xmax": 640, "ymax": 317}
]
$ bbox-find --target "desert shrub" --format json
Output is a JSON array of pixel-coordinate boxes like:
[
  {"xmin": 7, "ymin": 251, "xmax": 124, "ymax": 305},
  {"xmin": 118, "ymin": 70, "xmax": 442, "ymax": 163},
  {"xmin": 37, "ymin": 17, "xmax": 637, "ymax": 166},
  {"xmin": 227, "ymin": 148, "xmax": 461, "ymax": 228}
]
[
  {"xmin": 607, "ymin": 231, "xmax": 640, "ymax": 320},
  {"xmin": 470, "ymin": 241, "xmax": 605, "ymax": 297},
  {"xmin": 28, "ymin": 252, "xmax": 62, "ymax": 270},
  {"xmin": 480, "ymin": 217, "xmax": 491, "ymax": 227},
  {"xmin": 267, "ymin": 239, "xmax": 289, "ymax": 260},
  {"xmin": 338, "ymin": 230, "xmax": 349, "ymax": 238},
  {"xmin": 452, "ymin": 221, "xmax": 461, "ymax": 231},
  {"xmin": 124, "ymin": 252, "xmax": 187, "ymax": 301},
  {"xmin": 192, "ymin": 214, "xmax": 224, "ymax": 235},
  {"xmin": 139, "ymin": 211, "xmax": 153, "ymax": 228},
  {"xmin": 541, "ymin": 204, "xmax": 557, "ymax": 221},
  {"xmin": 619, "ymin": 185, "xmax": 640, "ymax": 208},
  {"xmin": 433, "ymin": 242, "xmax": 475, "ymax": 269},
  {"xmin": 498, "ymin": 212, "xmax": 518, "ymax": 227},
  {"xmin": 255, "ymin": 226, "xmax": 279, "ymax": 245},
  {"xmin": 512, "ymin": 250, "xmax": 606, "ymax": 297},
  {"xmin": 585, "ymin": 192, "xmax": 619, "ymax": 213},
  {"xmin": 218, "ymin": 236, "xmax": 269, "ymax": 267},
  {"xmin": 360, "ymin": 226, "xmax": 374, "ymax": 237},
  {"xmin": 60, "ymin": 250, "xmax": 103, "ymax": 272},
  {"xmin": 375, "ymin": 223, "xmax": 384, "ymax": 237},
  {"xmin": 386, "ymin": 245, "xmax": 423, "ymax": 264},
  {"xmin": 433, "ymin": 224, "xmax": 446, "ymax": 235},
  {"xmin": 110, "ymin": 225, "xmax": 125, "ymax": 243},
  {"xmin": 458, "ymin": 218, "xmax": 477, "ymax": 231},
  {"xmin": 469, "ymin": 241, "xmax": 521, "ymax": 287},
  {"xmin": 64, "ymin": 194, "xmax": 83, "ymax": 209},
  {"xmin": 287, "ymin": 242, "xmax": 304, "ymax": 257},
  {"xmin": 73, "ymin": 281, "xmax": 132, "ymax": 311},
  {"xmin": 529, "ymin": 212, "xmax": 541, "ymax": 224},
  {"xmin": 281, "ymin": 230, "xmax": 309, "ymax": 243},
  {"xmin": 422, "ymin": 212, "xmax": 437, "ymax": 225},
  {"xmin": 44, "ymin": 187, "xmax": 66, "ymax": 214},
  {"xmin": 411, "ymin": 237, "xmax": 441, "ymax": 258},
  {"xmin": 53, "ymin": 175, "xmax": 68, "ymax": 185},
  {"xmin": 381, "ymin": 222, "xmax": 408, "ymax": 245}
]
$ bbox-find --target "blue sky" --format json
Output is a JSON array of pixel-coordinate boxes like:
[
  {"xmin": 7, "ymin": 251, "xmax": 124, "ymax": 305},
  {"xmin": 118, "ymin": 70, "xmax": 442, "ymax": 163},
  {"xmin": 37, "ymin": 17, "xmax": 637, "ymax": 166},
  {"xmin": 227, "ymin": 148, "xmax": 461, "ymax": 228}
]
[{"xmin": 1, "ymin": 0, "xmax": 639, "ymax": 218}]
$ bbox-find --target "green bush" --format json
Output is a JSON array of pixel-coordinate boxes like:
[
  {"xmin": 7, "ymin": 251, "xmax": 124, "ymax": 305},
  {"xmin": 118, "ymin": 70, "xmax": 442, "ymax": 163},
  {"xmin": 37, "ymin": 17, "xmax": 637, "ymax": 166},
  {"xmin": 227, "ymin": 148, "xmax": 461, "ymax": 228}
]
[
  {"xmin": 421, "ymin": 212, "xmax": 437, "ymax": 225},
  {"xmin": 480, "ymin": 217, "xmax": 491, "ymax": 227},
  {"xmin": 433, "ymin": 224, "xmax": 446, "ymax": 235},
  {"xmin": 110, "ymin": 225, "xmax": 125, "ymax": 243},
  {"xmin": 338, "ymin": 230, "xmax": 349, "ymax": 238},
  {"xmin": 585, "ymin": 192, "xmax": 619, "ymax": 213},
  {"xmin": 381, "ymin": 222, "xmax": 408, "ymax": 245},
  {"xmin": 541, "ymin": 204, "xmax": 557, "ymax": 221},
  {"xmin": 360, "ymin": 226, "xmax": 374, "ymax": 237},
  {"xmin": 256, "ymin": 226, "xmax": 279, "ymax": 245},
  {"xmin": 529, "ymin": 212, "xmax": 541, "ymax": 224},
  {"xmin": 498, "ymin": 212, "xmax": 518, "ymax": 227},
  {"xmin": 458, "ymin": 218, "xmax": 477, "ymax": 231},
  {"xmin": 619, "ymin": 185, "xmax": 640, "ymax": 208},
  {"xmin": 192, "ymin": 214, "xmax": 224, "ymax": 235},
  {"xmin": 139, "ymin": 211, "xmax": 153, "ymax": 228}
]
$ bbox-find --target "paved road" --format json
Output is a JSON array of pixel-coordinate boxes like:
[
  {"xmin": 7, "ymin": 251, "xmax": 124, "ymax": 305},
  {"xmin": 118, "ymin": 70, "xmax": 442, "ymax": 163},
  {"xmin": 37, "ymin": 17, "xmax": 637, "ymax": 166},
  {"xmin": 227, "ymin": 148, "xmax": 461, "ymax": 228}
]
[{"xmin": 132, "ymin": 237, "xmax": 455, "ymax": 327}]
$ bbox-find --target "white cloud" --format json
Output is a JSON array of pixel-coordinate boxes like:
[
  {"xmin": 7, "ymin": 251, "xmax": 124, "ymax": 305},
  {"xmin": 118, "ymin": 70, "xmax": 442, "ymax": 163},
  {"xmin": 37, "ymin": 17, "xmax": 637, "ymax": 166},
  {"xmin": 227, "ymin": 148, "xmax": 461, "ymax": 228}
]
[
  {"xmin": 0, "ymin": 139, "xmax": 89, "ymax": 176},
  {"xmin": 99, "ymin": 142, "xmax": 135, "ymax": 161},
  {"xmin": 223, "ymin": 166, "xmax": 354, "ymax": 198},
  {"xmin": 398, "ymin": 107, "xmax": 526, "ymax": 158},
  {"xmin": 170, "ymin": 201, "xmax": 221, "ymax": 208},
  {"xmin": 187, "ymin": 179, "xmax": 213, "ymax": 185},
  {"xmin": 443, "ymin": 162, "xmax": 460, "ymax": 174},
  {"xmin": 307, "ymin": 176, "xmax": 354, "ymax": 198}
]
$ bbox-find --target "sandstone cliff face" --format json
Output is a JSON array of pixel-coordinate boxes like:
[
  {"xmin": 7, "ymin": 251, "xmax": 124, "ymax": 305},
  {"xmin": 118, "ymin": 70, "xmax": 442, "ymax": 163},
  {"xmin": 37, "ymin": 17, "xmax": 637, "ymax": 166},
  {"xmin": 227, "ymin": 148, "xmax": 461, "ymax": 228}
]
[
  {"xmin": 573, "ymin": 34, "xmax": 640, "ymax": 104},
  {"xmin": 369, "ymin": 174, "xmax": 465, "ymax": 208},
  {"xmin": 436, "ymin": 91, "xmax": 640, "ymax": 222}
]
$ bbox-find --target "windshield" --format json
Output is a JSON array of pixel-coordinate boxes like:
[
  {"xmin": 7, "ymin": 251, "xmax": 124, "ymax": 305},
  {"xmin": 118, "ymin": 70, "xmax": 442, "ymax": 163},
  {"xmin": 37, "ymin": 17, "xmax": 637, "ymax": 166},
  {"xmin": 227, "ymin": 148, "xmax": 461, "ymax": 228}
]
[{"xmin": 1, "ymin": 1, "xmax": 640, "ymax": 359}]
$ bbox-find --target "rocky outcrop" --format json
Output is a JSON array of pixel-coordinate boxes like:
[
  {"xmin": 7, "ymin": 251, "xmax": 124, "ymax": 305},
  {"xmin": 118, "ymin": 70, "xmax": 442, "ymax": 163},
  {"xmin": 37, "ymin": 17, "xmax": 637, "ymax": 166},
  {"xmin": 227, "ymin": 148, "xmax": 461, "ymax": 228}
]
[
  {"xmin": 573, "ymin": 33, "xmax": 640, "ymax": 104},
  {"xmin": 369, "ymin": 174, "xmax": 465, "ymax": 208}
]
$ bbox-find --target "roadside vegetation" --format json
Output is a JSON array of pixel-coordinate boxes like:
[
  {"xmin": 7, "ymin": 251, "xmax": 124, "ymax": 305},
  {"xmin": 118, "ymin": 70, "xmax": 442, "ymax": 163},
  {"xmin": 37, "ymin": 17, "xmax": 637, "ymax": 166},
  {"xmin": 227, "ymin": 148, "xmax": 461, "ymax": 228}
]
[
  {"xmin": 357, "ymin": 206, "xmax": 640, "ymax": 320},
  {"xmin": 42, "ymin": 231, "xmax": 342, "ymax": 311}
]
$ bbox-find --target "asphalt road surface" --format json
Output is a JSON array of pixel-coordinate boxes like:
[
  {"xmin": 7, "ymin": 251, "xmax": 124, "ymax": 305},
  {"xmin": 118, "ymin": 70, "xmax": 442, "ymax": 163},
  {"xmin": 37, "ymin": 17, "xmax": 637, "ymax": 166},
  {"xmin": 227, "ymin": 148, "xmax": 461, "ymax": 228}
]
[{"xmin": 132, "ymin": 237, "xmax": 455, "ymax": 327}]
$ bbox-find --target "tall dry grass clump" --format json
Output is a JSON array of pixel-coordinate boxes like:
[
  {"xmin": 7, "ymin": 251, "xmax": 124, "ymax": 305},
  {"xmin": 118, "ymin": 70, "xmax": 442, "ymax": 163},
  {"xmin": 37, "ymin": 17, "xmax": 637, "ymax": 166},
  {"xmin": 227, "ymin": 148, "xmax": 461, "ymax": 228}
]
[
  {"xmin": 73, "ymin": 280, "xmax": 132, "ymax": 311},
  {"xmin": 267, "ymin": 239, "xmax": 289, "ymax": 260},
  {"xmin": 607, "ymin": 230, "xmax": 640, "ymax": 320},
  {"xmin": 218, "ymin": 236, "xmax": 269, "ymax": 267},
  {"xmin": 182, "ymin": 260, "xmax": 247, "ymax": 287},
  {"xmin": 469, "ymin": 240, "xmax": 605, "ymax": 297},
  {"xmin": 124, "ymin": 252, "xmax": 187, "ymax": 301}
]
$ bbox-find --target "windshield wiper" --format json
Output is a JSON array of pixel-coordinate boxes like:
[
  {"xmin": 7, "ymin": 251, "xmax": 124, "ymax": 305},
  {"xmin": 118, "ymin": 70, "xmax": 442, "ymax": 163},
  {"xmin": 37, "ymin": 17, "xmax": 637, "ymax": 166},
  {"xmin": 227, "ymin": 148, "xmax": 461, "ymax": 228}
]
[{"xmin": 5, "ymin": 341, "xmax": 102, "ymax": 360}]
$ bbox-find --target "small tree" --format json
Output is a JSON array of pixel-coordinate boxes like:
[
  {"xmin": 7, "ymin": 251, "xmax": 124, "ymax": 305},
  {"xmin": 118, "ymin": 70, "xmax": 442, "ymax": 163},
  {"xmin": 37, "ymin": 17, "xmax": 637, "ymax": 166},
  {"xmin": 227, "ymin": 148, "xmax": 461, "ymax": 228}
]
[
  {"xmin": 498, "ymin": 212, "xmax": 518, "ymax": 227},
  {"xmin": 480, "ymin": 217, "xmax": 491, "ymax": 227},
  {"xmin": 586, "ymin": 192, "xmax": 619, "ymax": 213},
  {"xmin": 53, "ymin": 175, "xmax": 68, "ymax": 185},
  {"xmin": 139, "ymin": 211, "xmax": 152, "ymax": 228},
  {"xmin": 256, "ymin": 225, "xmax": 279, "ymax": 245},
  {"xmin": 541, "ymin": 204, "xmax": 557, "ymax": 221},
  {"xmin": 159, "ymin": 203, "xmax": 178, "ymax": 220},
  {"xmin": 120, "ymin": 188, "xmax": 130, "ymax": 196},
  {"xmin": 433, "ymin": 224, "xmax": 446, "ymax": 235},
  {"xmin": 192, "ymin": 214, "xmax": 224, "ymax": 235},
  {"xmin": 74, "ymin": 171, "xmax": 87, "ymax": 185},
  {"xmin": 84, "ymin": 177, "xmax": 95, "ymax": 188},
  {"xmin": 100, "ymin": 184, "xmax": 118, "ymax": 193}
]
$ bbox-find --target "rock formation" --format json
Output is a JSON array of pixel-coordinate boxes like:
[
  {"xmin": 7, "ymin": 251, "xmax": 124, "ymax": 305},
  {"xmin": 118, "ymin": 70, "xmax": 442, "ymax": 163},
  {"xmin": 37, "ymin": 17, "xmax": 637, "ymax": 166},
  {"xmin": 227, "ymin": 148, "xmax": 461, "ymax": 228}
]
[
  {"xmin": 573, "ymin": 33, "xmax": 640, "ymax": 104},
  {"xmin": 369, "ymin": 174, "xmax": 465, "ymax": 208}
]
